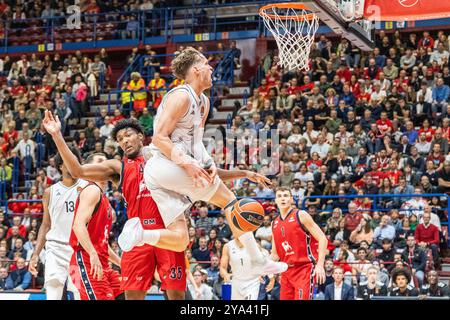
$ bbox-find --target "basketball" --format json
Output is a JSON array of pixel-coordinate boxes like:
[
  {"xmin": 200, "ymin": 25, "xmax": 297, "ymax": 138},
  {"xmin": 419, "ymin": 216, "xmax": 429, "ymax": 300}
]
[{"xmin": 230, "ymin": 198, "xmax": 265, "ymax": 232}]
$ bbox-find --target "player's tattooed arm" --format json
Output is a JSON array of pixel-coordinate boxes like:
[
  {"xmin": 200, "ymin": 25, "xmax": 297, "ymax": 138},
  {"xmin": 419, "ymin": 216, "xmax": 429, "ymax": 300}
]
[{"xmin": 29, "ymin": 187, "xmax": 51, "ymax": 276}]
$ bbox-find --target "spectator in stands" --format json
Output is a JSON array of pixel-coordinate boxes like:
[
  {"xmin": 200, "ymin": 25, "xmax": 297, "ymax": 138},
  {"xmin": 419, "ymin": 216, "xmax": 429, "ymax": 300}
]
[
  {"xmin": 148, "ymin": 72, "xmax": 166, "ymax": 109},
  {"xmin": 100, "ymin": 116, "xmax": 114, "ymax": 138},
  {"xmin": 255, "ymin": 215, "xmax": 272, "ymax": 250},
  {"xmin": 373, "ymin": 215, "xmax": 396, "ymax": 249},
  {"xmin": 7, "ymin": 237, "xmax": 26, "ymax": 260},
  {"xmin": 206, "ymin": 255, "xmax": 220, "ymax": 287},
  {"xmin": 127, "ymin": 72, "xmax": 147, "ymax": 113},
  {"xmin": 388, "ymin": 267, "xmax": 419, "ymax": 297},
  {"xmin": 415, "ymin": 211, "xmax": 441, "ymax": 268},
  {"xmin": 378, "ymin": 238, "xmax": 397, "ymax": 273},
  {"xmin": 123, "ymin": 14, "xmax": 139, "ymax": 39},
  {"xmin": 437, "ymin": 160, "xmax": 450, "ymax": 194},
  {"xmin": 401, "ymin": 235, "xmax": 427, "ymax": 286},
  {"xmin": 432, "ymin": 77, "xmax": 450, "ymax": 117},
  {"xmin": 5, "ymin": 257, "xmax": 31, "ymax": 291},
  {"xmin": 0, "ymin": 246, "xmax": 9, "ymax": 269},
  {"xmin": 344, "ymin": 202, "xmax": 362, "ymax": 233},
  {"xmin": 0, "ymin": 266, "xmax": 7, "ymax": 291},
  {"xmin": 196, "ymin": 205, "xmax": 214, "ymax": 236},
  {"xmin": 192, "ymin": 237, "xmax": 211, "ymax": 269},
  {"xmin": 352, "ymin": 247, "xmax": 372, "ymax": 284},
  {"xmin": 189, "ymin": 269, "xmax": 214, "ymax": 300},
  {"xmin": 357, "ymin": 265, "xmax": 389, "ymax": 300},
  {"xmin": 419, "ymin": 270, "xmax": 450, "ymax": 297},
  {"xmin": 393, "ymin": 177, "xmax": 415, "ymax": 207},
  {"xmin": 349, "ymin": 217, "xmax": 373, "ymax": 248},
  {"xmin": 7, "ymin": 216, "xmax": 26, "ymax": 239},
  {"xmin": 215, "ymin": 214, "xmax": 231, "ymax": 243},
  {"xmin": 324, "ymin": 266, "xmax": 354, "ymax": 300},
  {"xmin": 318, "ymin": 258, "xmax": 334, "ymax": 294}
]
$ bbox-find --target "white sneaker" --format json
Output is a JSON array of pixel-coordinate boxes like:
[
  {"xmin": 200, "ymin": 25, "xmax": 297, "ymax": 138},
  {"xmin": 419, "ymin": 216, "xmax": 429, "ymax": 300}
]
[
  {"xmin": 118, "ymin": 217, "xmax": 144, "ymax": 252},
  {"xmin": 252, "ymin": 258, "xmax": 288, "ymax": 276}
]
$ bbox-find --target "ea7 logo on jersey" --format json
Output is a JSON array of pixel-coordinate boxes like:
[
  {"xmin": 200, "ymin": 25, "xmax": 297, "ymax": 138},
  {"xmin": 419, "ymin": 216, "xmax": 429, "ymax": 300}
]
[
  {"xmin": 288, "ymin": 217, "xmax": 295, "ymax": 222},
  {"xmin": 281, "ymin": 241, "xmax": 294, "ymax": 256}
]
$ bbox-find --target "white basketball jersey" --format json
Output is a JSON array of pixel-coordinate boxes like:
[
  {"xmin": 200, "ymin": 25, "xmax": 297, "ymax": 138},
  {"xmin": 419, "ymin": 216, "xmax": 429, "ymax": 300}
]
[
  {"xmin": 228, "ymin": 240, "xmax": 257, "ymax": 282},
  {"xmin": 46, "ymin": 179, "xmax": 88, "ymax": 244},
  {"xmin": 150, "ymin": 84, "xmax": 209, "ymax": 164}
]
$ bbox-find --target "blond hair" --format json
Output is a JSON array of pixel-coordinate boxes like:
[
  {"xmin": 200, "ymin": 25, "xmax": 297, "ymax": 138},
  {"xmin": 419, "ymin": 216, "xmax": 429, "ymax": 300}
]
[{"xmin": 171, "ymin": 48, "xmax": 203, "ymax": 80}]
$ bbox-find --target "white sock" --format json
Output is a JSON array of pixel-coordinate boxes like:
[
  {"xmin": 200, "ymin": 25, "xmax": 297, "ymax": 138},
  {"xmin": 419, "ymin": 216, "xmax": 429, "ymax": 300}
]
[
  {"xmin": 238, "ymin": 232, "xmax": 264, "ymax": 264},
  {"xmin": 141, "ymin": 230, "xmax": 161, "ymax": 246}
]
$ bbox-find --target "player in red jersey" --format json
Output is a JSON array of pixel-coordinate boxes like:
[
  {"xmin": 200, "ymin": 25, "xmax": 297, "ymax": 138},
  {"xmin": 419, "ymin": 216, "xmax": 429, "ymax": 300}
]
[
  {"xmin": 117, "ymin": 141, "xmax": 187, "ymax": 298},
  {"xmin": 69, "ymin": 153, "xmax": 122, "ymax": 300},
  {"xmin": 271, "ymin": 187, "xmax": 328, "ymax": 300}
]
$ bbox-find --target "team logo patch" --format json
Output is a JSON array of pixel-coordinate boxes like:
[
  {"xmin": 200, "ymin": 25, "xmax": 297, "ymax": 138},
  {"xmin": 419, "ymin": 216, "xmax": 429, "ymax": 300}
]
[{"xmin": 77, "ymin": 187, "xmax": 83, "ymax": 193}]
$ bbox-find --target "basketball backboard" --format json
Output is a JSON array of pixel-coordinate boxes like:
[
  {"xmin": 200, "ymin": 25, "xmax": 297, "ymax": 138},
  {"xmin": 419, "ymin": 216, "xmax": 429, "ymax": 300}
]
[{"xmin": 303, "ymin": 0, "xmax": 374, "ymax": 51}]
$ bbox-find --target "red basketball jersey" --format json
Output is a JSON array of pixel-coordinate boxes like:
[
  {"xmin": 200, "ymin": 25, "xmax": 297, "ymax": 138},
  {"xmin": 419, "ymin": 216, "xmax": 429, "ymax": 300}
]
[
  {"xmin": 70, "ymin": 183, "xmax": 112, "ymax": 267},
  {"xmin": 119, "ymin": 155, "xmax": 165, "ymax": 230},
  {"xmin": 272, "ymin": 209, "xmax": 318, "ymax": 266}
]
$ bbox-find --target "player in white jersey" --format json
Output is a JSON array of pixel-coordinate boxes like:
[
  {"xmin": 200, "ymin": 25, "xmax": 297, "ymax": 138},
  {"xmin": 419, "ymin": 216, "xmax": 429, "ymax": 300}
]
[
  {"xmin": 118, "ymin": 48, "xmax": 287, "ymax": 276},
  {"xmin": 220, "ymin": 239, "xmax": 269, "ymax": 300},
  {"xmin": 29, "ymin": 147, "xmax": 87, "ymax": 300}
]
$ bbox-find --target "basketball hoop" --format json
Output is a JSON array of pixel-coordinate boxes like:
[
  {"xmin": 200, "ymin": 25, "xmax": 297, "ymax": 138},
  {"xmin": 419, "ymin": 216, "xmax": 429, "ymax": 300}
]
[{"xmin": 259, "ymin": 3, "xmax": 319, "ymax": 71}]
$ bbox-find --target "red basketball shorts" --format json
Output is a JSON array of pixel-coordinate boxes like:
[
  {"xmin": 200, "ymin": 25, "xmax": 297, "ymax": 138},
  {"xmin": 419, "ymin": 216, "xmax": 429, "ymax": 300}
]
[
  {"xmin": 280, "ymin": 263, "xmax": 316, "ymax": 300},
  {"xmin": 120, "ymin": 244, "xmax": 186, "ymax": 292},
  {"xmin": 70, "ymin": 250, "xmax": 122, "ymax": 300}
]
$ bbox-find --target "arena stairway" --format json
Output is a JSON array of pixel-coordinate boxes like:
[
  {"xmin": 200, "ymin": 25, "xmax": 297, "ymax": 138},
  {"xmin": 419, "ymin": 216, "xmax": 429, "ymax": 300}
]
[{"xmin": 62, "ymin": 81, "xmax": 250, "ymax": 144}]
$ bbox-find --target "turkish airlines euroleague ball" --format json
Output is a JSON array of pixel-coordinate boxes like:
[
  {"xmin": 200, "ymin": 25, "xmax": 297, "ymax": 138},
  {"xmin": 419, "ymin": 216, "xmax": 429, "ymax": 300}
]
[{"xmin": 231, "ymin": 198, "xmax": 265, "ymax": 232}]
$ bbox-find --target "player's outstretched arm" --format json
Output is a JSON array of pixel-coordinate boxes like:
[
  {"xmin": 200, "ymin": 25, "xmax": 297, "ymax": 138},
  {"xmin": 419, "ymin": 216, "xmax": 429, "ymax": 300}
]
[
  {"xmin": 270, "ymin": 237, "xmax": 280, "ymax": 262},
  {"xmin": 72, "ymin": 185, "xmax": 103, "ymax": 281},
  {"xmin": 216, "ymin": 168, "xmax": 272, "ymax": 188},
  {"xmin": 29, "ymin": 187, "xmax": 51, "ymax": 276},
  {"xmin": 298, "ymin": 211, "xmax": 328, "ymax": 284},
  {"xmin": 42, "ymin": 110, "xmax": 121, "ymax": 182}
]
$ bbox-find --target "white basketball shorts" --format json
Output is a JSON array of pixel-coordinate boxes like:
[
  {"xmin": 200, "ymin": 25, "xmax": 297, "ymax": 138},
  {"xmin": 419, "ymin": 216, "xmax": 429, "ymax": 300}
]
[
  {"xmin": 44, "ymin": 241, "xmax": 73, "ymax": 286},
  {"xmin": 231, "ymin": 278, "xmax": 261, "ymax": 300},
  {"xmin": 144, "ymin": 153, "xmax": 222, "ymax": 227}
]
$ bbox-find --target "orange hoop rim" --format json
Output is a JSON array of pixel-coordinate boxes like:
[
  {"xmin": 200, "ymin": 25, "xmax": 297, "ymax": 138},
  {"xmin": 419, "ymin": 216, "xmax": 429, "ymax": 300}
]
[{"xmin": 259, "ymin": 2, "xmax": 317, "ymax": 22}]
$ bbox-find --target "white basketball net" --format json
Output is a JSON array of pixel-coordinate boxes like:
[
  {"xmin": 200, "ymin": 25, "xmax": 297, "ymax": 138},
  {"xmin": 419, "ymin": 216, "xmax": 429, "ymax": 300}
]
[{"xmin": 260, "ymin": 6, "xmax": 319, "ymax": 71}]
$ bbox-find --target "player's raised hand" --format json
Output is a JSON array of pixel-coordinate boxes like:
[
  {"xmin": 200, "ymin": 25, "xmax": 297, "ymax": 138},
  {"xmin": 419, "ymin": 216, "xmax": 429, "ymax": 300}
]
[
  {"xmin": 314, "ymin": 264, "xmax": 326, "ymax": 285},
  {"xmin": 28, "ymin": 255, "xmax": 39, "ymax": 277},
  {"xmin": 245, "ymin": 171, "xmax": 272, "ymax": 188},
  {"xmin": 90, "ymin": 252, "xmax": 103, "ymax": 281},
  {"xmin": 42, "ymin": 110, "xmax": 61, "ymax": 136}
]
